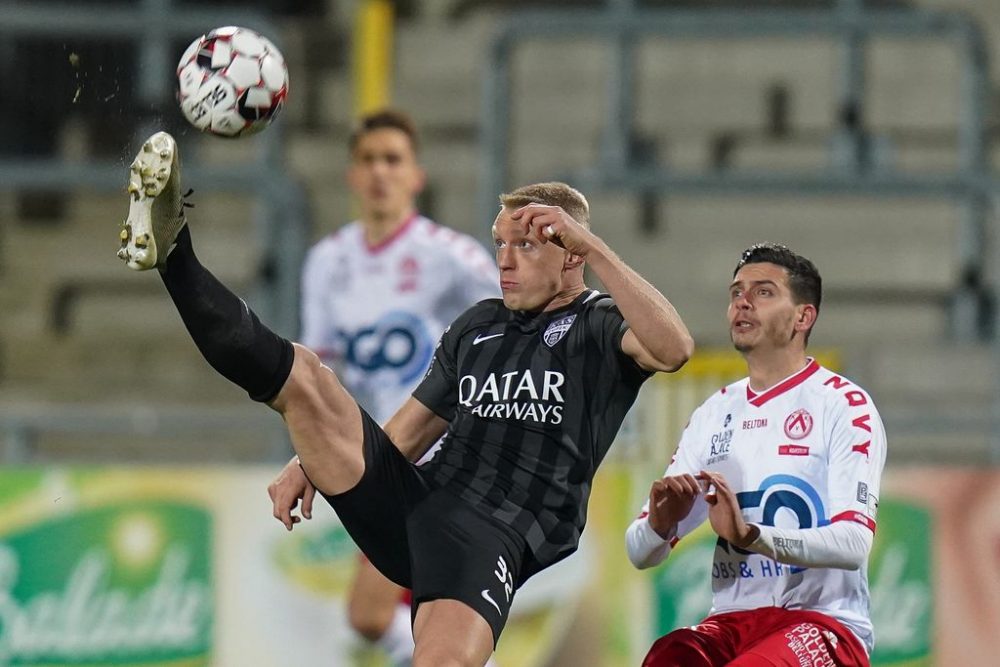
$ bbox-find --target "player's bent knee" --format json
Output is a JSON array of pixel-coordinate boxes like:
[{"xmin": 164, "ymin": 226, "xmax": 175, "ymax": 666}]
[
  {"xmin": 274, "ymin": 345, "xmax": 348, "ymax": 411},
  {"xmin": 412, "ymin": 644, "xmax": 481, "ymax": 667},
  {"xmin": 276, "ymin": 344, "xmax": 366, "ymax": 493},
  {"xmin": 281, "ymin": 346, "xmax": 360, "ymax": 429},
  {"xmin": 347, "ymin": 597, "xmax": 394, "ymax": 642}
]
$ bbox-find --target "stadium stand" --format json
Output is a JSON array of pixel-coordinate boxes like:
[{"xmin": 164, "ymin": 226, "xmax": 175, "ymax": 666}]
[{"xmin": 1, "ymin": 0, "xmax": 998, "ymax": 464}]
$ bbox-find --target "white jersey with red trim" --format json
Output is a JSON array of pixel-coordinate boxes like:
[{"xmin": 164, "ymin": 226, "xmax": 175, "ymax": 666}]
[
  {"xmin": 300, "ymin": 215, "xmax": 499, "ymax": 425},
  {"xmin": 642, "ymin": 359, "xmax": 885, "ymax": 651}
]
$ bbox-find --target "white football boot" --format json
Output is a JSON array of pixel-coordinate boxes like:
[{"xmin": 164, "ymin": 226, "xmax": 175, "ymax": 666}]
[{"xmin": 117, "ymin": 131, "xmax": 187, "ymax": 270}]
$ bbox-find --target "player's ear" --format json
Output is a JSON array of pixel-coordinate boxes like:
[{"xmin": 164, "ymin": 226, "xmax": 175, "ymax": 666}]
[
  {"xmin": 795, "ymin": 304, "xmax": 817, "ymax": 332},
  {"xmin": 564, "ymin": 252, "xmax": 585, "ymax": 270},
  {"xmin": 412, "ymin": 164, "xmax": 427, "ymax": 194}
]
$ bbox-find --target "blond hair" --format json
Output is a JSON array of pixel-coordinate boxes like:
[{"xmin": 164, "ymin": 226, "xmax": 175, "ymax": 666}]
[{"xmin": 499, "ymin": 182, "xmax": 590, "ymax": 229}]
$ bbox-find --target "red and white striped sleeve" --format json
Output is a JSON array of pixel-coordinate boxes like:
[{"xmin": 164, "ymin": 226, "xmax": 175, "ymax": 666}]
[
  {"xmin": 746, "ymin": 383, "xmax": 886, "ymax": 570},
  {"xmin": 825, "ymin": 384, "xmax": 886, "ymax": 534}
]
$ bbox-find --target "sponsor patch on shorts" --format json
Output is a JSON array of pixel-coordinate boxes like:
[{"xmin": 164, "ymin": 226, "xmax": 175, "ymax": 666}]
[{"xmin": 784, "ymin": 623, "xmax": 836, "ymax": 667}]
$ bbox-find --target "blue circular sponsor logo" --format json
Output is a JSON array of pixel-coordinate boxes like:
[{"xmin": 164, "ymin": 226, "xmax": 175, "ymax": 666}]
[{"xmin": 338, "ymin": 311, "xmax": 434, "ymax": 384}]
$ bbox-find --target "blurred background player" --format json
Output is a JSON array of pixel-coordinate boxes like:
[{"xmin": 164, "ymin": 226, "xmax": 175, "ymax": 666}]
[
  {"xmin": 296, "ymin": 109, "xmax": 499, "ymax": 665},
  {"xmin": 627, "ymin": 244, "xmax": 885, "ymax": 666}
]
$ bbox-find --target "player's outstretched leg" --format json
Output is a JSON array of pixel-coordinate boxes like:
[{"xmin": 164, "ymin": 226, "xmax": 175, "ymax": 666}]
[
  {"xmin": 115, "ymin": 131, "xmax": 365, "ymax": 495},
  {"xmin": 117, "ymin": 131, "xmax": 188, "ymax": 270},
  {"xmin": 116, "ymin": 130, "xmax": 292, "ymax": 402}
]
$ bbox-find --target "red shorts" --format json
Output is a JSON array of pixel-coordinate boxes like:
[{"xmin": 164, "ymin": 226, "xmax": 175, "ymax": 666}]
[{"xmin": 643, "ymin": 607, "xmax": 870, "ymax": 667}]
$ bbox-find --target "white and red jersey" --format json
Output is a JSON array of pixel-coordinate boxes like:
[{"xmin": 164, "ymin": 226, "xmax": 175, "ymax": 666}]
[
  {"xmin": 300, "ymin": 214, "xmax": 499, "ymax": 426},
  {"xmin": 632, "ymin": 359, "xmax": 885, "ymax": 652}
]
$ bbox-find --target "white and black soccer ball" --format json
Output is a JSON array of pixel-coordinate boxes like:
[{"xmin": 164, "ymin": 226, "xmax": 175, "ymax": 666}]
[{"xmin": 176, "ymin": 26, "xmax": 288, "ymax": 138}]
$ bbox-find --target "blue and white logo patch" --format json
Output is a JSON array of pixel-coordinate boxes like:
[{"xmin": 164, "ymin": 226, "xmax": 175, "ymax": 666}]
[{"xmin": 543, "ymin": 314, "xmax": 577, "ymax": 347}]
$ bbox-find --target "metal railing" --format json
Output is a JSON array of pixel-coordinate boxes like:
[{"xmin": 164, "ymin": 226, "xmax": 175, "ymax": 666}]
[
  {"xmin": 477, "ymin": 0, "xmax": 1000, "ymax": 462},
  {"xmin": 479, "ymin": 0, "xmax": 996, "ymax": 336}
]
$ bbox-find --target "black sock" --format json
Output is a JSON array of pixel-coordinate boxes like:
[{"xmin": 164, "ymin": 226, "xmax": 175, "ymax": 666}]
[{"xmin": 159, "ymin": 225, "xmax": 294, "ymax": 402}]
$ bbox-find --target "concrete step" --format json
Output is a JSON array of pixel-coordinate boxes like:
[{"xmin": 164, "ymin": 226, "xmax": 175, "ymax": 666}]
[
  {"xmin": 394, "ymin": 17, "xmax": 498, "ymax": 127},
  {"xmin": 848, "ymin": 342, "xmax": 995, "ymax": 403},
  {"xmin": 590, "ymin": 194, "xmax": 959, "ymax": 291},
  {"xmin": 868, "ymin": 39, "xmax": 962, "ymax": 131},
  {"xmin": 4, "ymin": 328, "xmax": 249, "ymax": 404},
  {"xmin": 0, "ymin": 401, "xmax": 287, "ymax": 463},
  {"xmin": 636, "ymin": 37, "xmax": 838, "ymax": 133}
]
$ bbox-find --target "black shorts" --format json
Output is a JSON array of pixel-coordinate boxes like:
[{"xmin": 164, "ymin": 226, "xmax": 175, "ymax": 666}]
[{"xmin": 321, "ymin": 407, "xmax": 526, "ymax": 645}]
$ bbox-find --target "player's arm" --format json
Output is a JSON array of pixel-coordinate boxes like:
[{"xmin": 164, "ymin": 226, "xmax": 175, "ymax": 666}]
[
  {"xmin": 699, "ymin": 470, "xmax": 873, "ymax": 570},
  {"xmin": 626, "ymin": 413, "xmax": 709, "ymax": 569},
  {"xmin": 268, "ymin": 455, "xmax": 316, "ymax": 531},
  {"xmin": 626, "ymin": 473, "xmax": 704, "ymax": 569},
  {"xmin": 512, "ymin": 205, "xmax": 693, "ymax": 373},
  {"xmin": 745, "ymin": 521, "xmax": 872, "ymax": 570},
  {"xmin": 383, "ymin": 397, "xmax": 449, "ymax": 462}
]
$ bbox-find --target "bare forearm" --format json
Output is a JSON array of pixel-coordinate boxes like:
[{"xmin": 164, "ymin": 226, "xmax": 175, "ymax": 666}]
[
  {"xmin": 383, "ymin": 398, "xmax": 448, "ymax": 462},
  {"xmin": 384, "ymin": 421, "xmax": 434, "ymax": 461},
  {"xmin": 587, "ymin": 242, "xmax": 693, "ymax": 370}
]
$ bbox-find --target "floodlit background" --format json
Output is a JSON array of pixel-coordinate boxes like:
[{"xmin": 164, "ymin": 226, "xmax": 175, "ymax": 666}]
[{"xmin": 0, "ymin": 1, "xmax": 998, "ymax": 665}]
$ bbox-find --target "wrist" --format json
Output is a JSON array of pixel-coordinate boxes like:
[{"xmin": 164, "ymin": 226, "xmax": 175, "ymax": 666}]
[
  {"xmin": 582, "ymin": 237, "xmax": 615, "ymax": 266},
  {"xmin": 735, "ymin": 523, "xmax": 761, "ymax": 549},
  {"xmin": 734, "ymin": 523, "xmax": 760, "ymax": 549},
  {"xmin": 648, "ymin": 517, "xmax": 677, "ymax": 542}
]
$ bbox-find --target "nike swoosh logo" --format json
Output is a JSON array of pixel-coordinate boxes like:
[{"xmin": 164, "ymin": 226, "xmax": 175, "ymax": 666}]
[
  {"xmin": 473, "ymin": 332, "xmax": 504, "ymax": 345},
  {"xmin": 481, "ymin": 589, "xmax": 501, "ymax": 615}
]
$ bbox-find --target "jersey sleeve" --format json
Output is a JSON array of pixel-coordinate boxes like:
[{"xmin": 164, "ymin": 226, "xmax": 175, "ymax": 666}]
[
  {"xmin": 748, "ymin": 520, "xmax": 873, "ymax": 570},
  {"xmin": 412, "ymin": 305, "xmax": 480, "ymax": 422},
  {"xmin": 299, "ymin": 243, "xmax": 333, "ymax": 352},
  {"xmin": 626, "ymin": 404, "xmax": 710, "ymax": 568},
  {"xmin": 586, "ymin": 297, "xmax": 651, "ymax": 383},
  {"xmin": 825, "ymin": 387, "xmax": 887, "ymax": 534}
]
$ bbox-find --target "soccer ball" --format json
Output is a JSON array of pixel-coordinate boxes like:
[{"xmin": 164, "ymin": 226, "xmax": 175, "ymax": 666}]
[{"xmin": 176, "ymin": 26, "xmax": 288, "ymax": 138}]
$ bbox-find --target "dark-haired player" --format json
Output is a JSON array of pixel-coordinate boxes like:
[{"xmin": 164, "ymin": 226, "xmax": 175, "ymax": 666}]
[{"xmin": 628, "ymin": 244, "xmax": 885, "ymax": 667}]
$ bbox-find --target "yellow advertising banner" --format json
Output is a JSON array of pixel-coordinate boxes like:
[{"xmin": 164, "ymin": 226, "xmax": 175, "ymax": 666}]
[
  {"xmin": 0, "ymin": 467, "xmax": 589, "ymax": 667},
  {"xmin": 0, "ymin": 466, "xmax": 994, "ymax": 665}
]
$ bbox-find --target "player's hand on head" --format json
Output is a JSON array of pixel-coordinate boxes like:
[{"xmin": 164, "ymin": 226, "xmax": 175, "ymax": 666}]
[
  {"xmin": 698, "ymin": 470, "xmax": 757, "ymax": 549},
  {"xmin": 511, "ymin": 203, "xmax": 593, "ymax": 256},
  {"xmin": 647, "ymin": 473, "xmax": 701, "ymax": 539},
  {"xmin": 267, "ymin": 456, "xmax": 316, "ymax": 531}
]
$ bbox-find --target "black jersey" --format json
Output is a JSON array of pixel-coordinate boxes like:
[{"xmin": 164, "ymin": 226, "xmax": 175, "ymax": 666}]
[{"xmin": 413, "ymin": 289, "xmax": 651, "ymax": 581}]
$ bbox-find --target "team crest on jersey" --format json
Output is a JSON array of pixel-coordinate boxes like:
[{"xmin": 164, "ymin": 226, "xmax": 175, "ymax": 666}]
[
  {"xmin": 397, "ymin": 255, "xmax": 420, "ymax": 292},
  {"xmin": 542, "ymin": 314, "xmax": 577, "ymax": 347},
  {"xmin": 783, "ymin": 408, "xmax": 813, "ymax": 440}
]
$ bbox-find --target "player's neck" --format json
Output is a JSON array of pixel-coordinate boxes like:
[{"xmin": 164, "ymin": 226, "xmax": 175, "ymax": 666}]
[
  {"xmin": 744, "ymin": 348, "xmax": 810, "ymax": 393},
  {"xmin": 362, "ymin": 208, "xmax": 416, "ymax": 246},
  {"xmin": 541, "ymin": 280, "xmax": 588, "ymax": 312}
]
